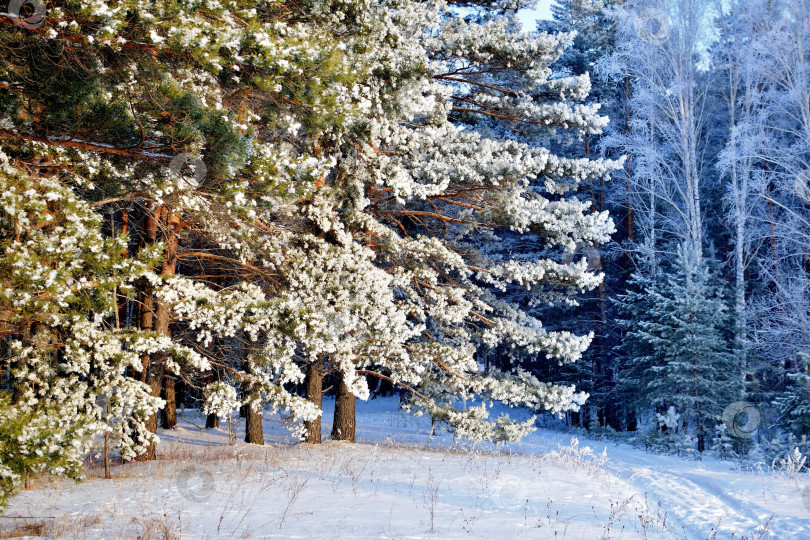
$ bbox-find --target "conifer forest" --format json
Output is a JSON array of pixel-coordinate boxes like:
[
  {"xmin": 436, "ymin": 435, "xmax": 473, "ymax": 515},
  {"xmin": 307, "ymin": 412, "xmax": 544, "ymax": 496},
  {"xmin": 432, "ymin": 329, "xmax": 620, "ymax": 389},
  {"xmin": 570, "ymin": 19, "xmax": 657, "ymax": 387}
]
[{"xmin": 0, "ymin": 0, "xmax": 809, "ymax": 538}]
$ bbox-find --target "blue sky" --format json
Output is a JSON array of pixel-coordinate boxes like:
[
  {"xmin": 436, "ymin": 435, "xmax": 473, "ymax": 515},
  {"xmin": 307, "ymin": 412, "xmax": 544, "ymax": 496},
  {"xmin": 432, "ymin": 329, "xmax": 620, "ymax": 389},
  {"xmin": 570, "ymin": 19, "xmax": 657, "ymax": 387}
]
[{"xmin": 517, "ymin": 0, "xmax": 554, "ymax": 31}]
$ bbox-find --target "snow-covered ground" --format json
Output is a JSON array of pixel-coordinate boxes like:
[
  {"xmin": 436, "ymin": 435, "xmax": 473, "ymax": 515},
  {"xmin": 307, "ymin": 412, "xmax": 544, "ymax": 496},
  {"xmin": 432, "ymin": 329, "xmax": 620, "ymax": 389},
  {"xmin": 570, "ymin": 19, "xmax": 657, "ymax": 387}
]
[{"xmin": 3, "ymin": 397, "xmax": 807, "ymax": 539}]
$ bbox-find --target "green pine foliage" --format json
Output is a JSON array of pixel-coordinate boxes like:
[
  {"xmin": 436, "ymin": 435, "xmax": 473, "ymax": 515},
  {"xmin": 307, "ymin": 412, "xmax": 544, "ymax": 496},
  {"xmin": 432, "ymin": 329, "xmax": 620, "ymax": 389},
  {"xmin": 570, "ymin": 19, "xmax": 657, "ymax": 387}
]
[
  {"xmin": 0, "ymin": 162, "xmax": 162, "ymax": 508},
  {"xmin": 0, "ymin": 397, "xmax": 89, "ymax": 510}
]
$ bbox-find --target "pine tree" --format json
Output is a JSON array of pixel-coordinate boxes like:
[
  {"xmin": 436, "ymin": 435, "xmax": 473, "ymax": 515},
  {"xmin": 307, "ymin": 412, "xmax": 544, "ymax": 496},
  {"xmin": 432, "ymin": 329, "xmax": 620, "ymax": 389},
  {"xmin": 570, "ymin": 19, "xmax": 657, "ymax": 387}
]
[
  {"xmin": 0, "ymin": 0, "xmax": 391, "ymax": 451},
  {"xmin": 0, "ymin": 161, "xmax": 168, "ymax": 507},
  {"xmin": 535, "ymin": 0, "xmax": 630, "ymax": 430},
  {"xmin": 357, "ymin": 1, "xmax": 624, "ymax": 440},
  {"xmin": 0, "ymin": 0, "xmax": 623, "ymax": 477}
]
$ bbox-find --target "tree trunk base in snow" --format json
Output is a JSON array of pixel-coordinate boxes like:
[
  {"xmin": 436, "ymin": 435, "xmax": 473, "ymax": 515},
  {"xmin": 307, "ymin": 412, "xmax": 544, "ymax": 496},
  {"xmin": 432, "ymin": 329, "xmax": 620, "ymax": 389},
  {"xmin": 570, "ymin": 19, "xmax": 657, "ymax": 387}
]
[
  {"xmin": 331, "ymin": 371, "xmax": 356, "ymax": 442},
  {"xmin": 135, "ymin": 363, "xmax": 163, "ymax": 461},
  {"xmin": 304, "ymin": 357, "xmax": 324, "ymax": 443},
  {"xmin": 244, "ymin": 399, "xmax": 264, "ymax": 445}
]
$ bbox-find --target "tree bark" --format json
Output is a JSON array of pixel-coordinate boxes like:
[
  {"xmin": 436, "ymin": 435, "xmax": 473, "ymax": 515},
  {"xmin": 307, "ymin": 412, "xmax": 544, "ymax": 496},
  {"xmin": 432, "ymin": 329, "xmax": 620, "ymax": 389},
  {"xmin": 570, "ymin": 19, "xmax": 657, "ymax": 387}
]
[
  {"xmin": 238, "ymin": 363, "xmax": 248, "ymax": 418},
  {"xmin": 176, "ymin": 379, "xmax": 185, "ymax": 412},
  {"xmin": 103, "ymin": 429, "xmax": 111, "ymax": 479},
  {"xmin": 304, "ymin": 357, "xmax": 324, "ymax": 443},
  {"xmin": 134, "ymin": 203, "xmax": 175, "ymax": 460},
  {"xmin": 244, "ymin": 397, "xmax": 264, "ymax": 445},
  {"xmin": 243, "ymin": 359, "xmax": 264, "ymax": 445},
  {"xmin": 137, "ymin": 362, "xmax": 163, "ymax": 461},
  {"xmin": 331, "ymin": 371, "xmax": 356, "ymax": 442},
  {"xmin": 623, "ymin": 75, "xmax": 635, "ymax": 243},
  {"xmin": 154, "ymin": 206, "xmax": 180, "ymax": 430},
  {"xmin": 694, "ymin": 356, "xmax": 704, "ymax": 453},
  {"xmin": 204, "ymin": 369, "xmax": 219, "ymax": 429},
  {"xmin": 161, "ymin": 375, "xmax": 177, "ymax": 429},
  {"xmin": 132, "ymin": 204, "xmax": 157, "ymax": 461},
  {"xmin": 117, "ymin": 206, "xmax": 130, "ymax": 327},
  {"xmin": 0, "ymin": 307, "xmax": 8, "ymax": 381}
]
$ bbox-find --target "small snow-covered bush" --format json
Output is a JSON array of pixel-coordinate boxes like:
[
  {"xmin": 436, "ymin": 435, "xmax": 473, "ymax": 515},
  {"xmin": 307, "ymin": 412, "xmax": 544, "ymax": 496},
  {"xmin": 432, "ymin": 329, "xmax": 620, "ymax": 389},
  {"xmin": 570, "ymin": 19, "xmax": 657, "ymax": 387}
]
[{"xmin": 543, "ymin": 437, "xmax": 609, "ymax": 477}]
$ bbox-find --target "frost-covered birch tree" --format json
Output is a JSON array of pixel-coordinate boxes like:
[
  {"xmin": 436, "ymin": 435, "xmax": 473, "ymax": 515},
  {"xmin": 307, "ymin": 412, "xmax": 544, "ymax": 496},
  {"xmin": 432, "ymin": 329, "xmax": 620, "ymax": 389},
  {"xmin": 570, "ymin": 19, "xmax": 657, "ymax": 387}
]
[
  {"xmin": 743, "ymin": 0, "xmax": 810, "ymax": 429},
  {"xmin": 712, "ymin": 0, "xmax": 769, "ymax": 376},
  {"xmin": 602, "ymin": 0, "xmax": 714, "ymax": 261}
]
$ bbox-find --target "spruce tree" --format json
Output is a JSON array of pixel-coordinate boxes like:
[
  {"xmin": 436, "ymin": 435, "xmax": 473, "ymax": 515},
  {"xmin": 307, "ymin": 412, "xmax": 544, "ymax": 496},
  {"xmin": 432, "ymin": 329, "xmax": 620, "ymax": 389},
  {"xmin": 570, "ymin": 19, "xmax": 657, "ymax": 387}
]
[
  {"xmin": 619, "ymin": 244, "xmax": 741, "ymax": 452},
  {"xmin": 774, "ymin": 354, "xmax": 810, "ymax": 439},
  {"xmin": 534, "ymin": 0, "xmax": 629, "ymax": 430},
  {"xmin": 615, "ymin": 249, "xmax": 663, "ymax": 430}
]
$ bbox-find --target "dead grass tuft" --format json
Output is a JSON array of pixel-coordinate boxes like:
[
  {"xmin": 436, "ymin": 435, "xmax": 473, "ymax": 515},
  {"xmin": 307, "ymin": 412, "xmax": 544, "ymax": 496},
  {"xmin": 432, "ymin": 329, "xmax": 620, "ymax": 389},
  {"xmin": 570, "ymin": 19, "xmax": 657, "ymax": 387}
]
[{"xmin": 0, "ymin": 519, "xmax": 49, "ymax": 538}]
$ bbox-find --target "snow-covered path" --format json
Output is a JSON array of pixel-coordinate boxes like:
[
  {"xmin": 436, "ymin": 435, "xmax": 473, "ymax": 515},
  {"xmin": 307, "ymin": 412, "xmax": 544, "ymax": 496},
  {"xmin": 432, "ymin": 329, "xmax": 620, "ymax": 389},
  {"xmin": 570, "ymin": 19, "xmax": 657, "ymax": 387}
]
[
  {"xmin": 330, "ymin": 398, "xmax": 807, "ymax": 539},
  {"xmin": 598, "ymin": 444, "xmax": 787, "ymax": 538},
  {"xmin": 512, "ymin": 426, "xmax": 807, "ymax": 539}
]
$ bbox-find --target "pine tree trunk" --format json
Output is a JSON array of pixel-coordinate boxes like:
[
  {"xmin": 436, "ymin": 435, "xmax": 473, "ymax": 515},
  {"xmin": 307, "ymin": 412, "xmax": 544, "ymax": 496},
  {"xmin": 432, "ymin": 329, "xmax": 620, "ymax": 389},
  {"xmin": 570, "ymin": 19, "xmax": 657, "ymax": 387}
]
[
  {"xmin": 0, "ymin": 328, "xmax": 5, "ymax": 381},
  {"xmin": 137, "ymin": 363, "xmax": 163, "ymax": 461},
  {"xmin": 134, "ymin": 204, "xmax": 157, "ymax": 461},
  {"xmin": 0, "ymin": 309, "xmax": 7, "ymax": 381},
  {"xmin": 694, "ymin": 357, "xmax": 704, "ymax": 453},
  {"xmin": 304, "ymin": 357, "xmax": 324, "ymax": 443},
  {"xmin": 244, "ymin": 398, "xmax": 264, "ymax": 445},
  {"xmin": 241, "ymin": 356, "xmax": 264, "ymax": 444},
  {"xmin": 138, "ymin": 288, "xmax": 153, "ymax": 387},
  {"xmin": 623, "ymin": 75, "xmax": 634, "ymax": 243},
  {"xmin": 239, "ymin": 377, "xmax": 248, "ymax": 418},
  {"xmin": 161, "ymin": 375, "xmax": 177, "ymax": 429},
  {"xmin": 117, "ymin": 206, "xmax": 130, "ymax": 327},
  {"xmin": 204, "ymin": 370, "xmax": 219, "ymax": 429},
  {"xmin": 176, "ymin": 379, "xmax": 185, "ymax": 412},
  {"xmin": 154, "ymin": 206, "xmax": 180, "ymax": 430},
  {"xmin": 135, "ymin": 204, "xmax": 181, "ymax": 458},
  {"xmin": 331, "ymin": 371, "xmax": 356, "ymax": 442},
  {"xmin": 103, "ymin": 429, "xmax": 111, "ymax": 480}
]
